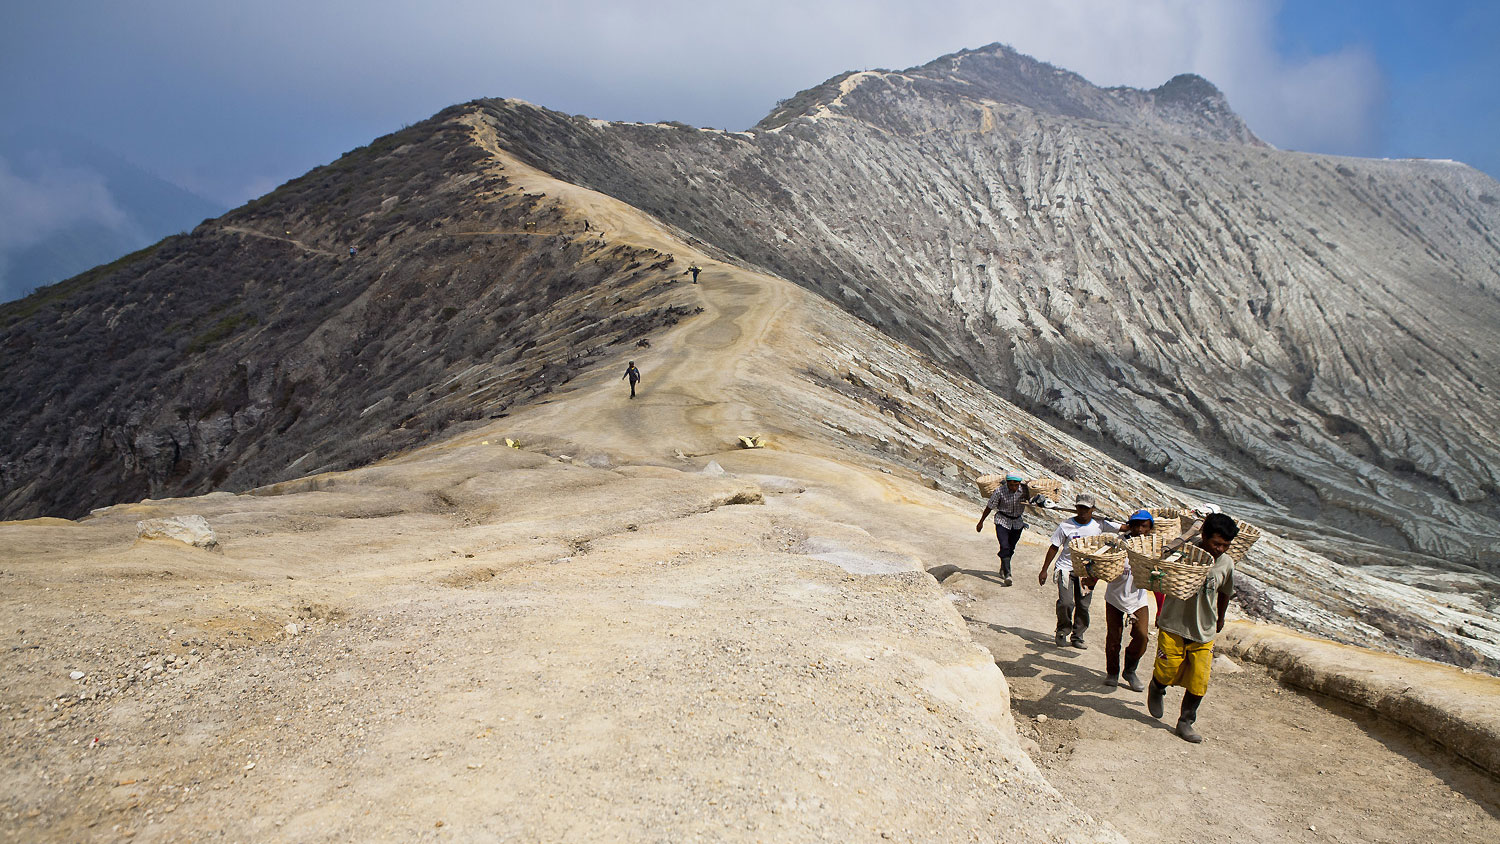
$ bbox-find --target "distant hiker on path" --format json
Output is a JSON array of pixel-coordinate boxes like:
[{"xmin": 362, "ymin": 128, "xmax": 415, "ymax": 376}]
[
  {"xmin": 975, "ymin": 473, "xmax": 1029, "ymax": 586},
  {"xmin": 1147, "ymin": 512, "xmax": 1240, "ymax": 743},
  {"xmin": 1103, "ymin": 510, "xmax": 1155, "ymax": 690},
  {"xmin": 349, "ymin": 246, "xmax": 358, "ymax": 258},
  {"xmin": 622, "ymin": 361, "xmax": 642, "ymax": 399},
  {"xmin": 689, "ymin": 265, "xmax": 701, "ymax": 283},
  {"xmin": 1038, "ymin": 494, "xmax": 1117, "ymax": 648}
]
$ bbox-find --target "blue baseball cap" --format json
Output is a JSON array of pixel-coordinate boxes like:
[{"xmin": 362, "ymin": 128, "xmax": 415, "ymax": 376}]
[
  {"xmin": 1131, "ymin": 509, "xmax": 1154, "ymax": 521},
  {"xmin": 1005, "ymin": 472, "xmax": 1024, "ymax": 482}
]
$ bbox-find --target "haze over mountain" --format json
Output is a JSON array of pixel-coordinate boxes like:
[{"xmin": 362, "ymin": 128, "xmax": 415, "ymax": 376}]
[
  {"xmin": 0, "ymin": 130, "xmax": 223, "ymax": 303},
  {"xmin": 2, "ymin": 43, "xmax": 1498, "ymax": 673}
]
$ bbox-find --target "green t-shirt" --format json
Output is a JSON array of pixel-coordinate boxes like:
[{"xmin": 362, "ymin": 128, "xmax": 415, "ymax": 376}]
[{"xmin": 1157, "ymin": 552, "xmax": 1234, "ymax": 643}]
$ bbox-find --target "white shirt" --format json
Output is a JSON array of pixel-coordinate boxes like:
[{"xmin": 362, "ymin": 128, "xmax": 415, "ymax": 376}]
[
  {"xmin": 1049, "ymin": 518, "xmax": 1118, "ymax": 574},
  {"xmin": 1105, "ymin": 559, "xmax": 1151, "ymax": 614}
]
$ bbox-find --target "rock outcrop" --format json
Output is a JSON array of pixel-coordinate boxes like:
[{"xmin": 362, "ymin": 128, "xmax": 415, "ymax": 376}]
[{"xmin": 136, "ymin": 514, "xmax": 218, "ymax": 549}]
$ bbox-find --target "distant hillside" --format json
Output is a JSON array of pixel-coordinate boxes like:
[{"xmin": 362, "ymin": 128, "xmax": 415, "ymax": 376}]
[
  {"xmin": 0, "ymin": 131, "xmax": 224, "ymax": 303},
  {"xmin": 469, "ymin": 43, "xmax": 1500, "ymax": 575},
  {"xmin": 0, "ymin": 113, "xmax": 695, "ymax": 519}
]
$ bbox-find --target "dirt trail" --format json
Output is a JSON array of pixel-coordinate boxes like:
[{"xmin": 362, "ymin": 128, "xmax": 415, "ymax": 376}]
[
  {"xmin": 937, "ymin": 529, "xmax": 1500, "ymax": 843},
  {"xmin": 219, "ymin": 225, "xmax": 342, "ymax": 257}
]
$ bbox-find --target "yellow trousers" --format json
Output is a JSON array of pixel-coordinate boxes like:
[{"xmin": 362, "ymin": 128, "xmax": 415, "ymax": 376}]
[{"xmin": 1152, "ymin": 629, "xmax": 1214, "ymax": 696}]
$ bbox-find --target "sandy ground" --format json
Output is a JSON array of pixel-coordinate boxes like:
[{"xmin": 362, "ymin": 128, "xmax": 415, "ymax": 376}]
[{"xmin": 3, "ymin": 134, "xmax": 1498, "ymax": 842}]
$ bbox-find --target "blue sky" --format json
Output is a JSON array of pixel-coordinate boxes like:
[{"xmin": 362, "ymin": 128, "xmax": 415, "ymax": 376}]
[
  {"xmin": 1273, "ymin": 0, "xmax": 1499, "ymax": 167},
  {"xmin": 2, "ymin": 1, "xmax": 1497, "ymax": 299}
]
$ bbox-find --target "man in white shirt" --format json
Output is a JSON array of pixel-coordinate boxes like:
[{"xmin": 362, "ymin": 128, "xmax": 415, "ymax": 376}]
[
  {"xmin": 1104, "ymin": 510, "xmax": 1154, "ymax": 690},
  {"xmin": 1037, "ymin": 494, "xmax": 1117, "ymax": 648}
]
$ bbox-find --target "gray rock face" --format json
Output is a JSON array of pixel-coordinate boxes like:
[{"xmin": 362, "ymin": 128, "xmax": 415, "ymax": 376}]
[{"xmin": 471, "ymin": 43, "xmax": 1500, "ymax": 575}]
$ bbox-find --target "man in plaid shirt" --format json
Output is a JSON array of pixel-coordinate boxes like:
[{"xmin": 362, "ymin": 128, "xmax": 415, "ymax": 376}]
[{"xmin": 975, "ymin": 473, "xmax": 1029, "ymax": 586}]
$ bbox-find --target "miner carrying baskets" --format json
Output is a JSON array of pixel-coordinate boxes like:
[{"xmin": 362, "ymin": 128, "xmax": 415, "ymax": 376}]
[
  {"xmin": 1139, "ymin": 512, "xmax": 1242, "ymax": 743},
  {"xmin": 1037, "ymin": 493, "xmax": 1117, "ymax": 649},
  {"xmin": 1070, "ymin": 509, "xmax": 1157, "ymax": 691},
  {"xmin": 974, "ymin": 472, "xmax": 1030, "ymax": 586}
]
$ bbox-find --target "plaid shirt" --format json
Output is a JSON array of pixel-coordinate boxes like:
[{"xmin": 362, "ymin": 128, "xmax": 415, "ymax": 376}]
[{"xmin": 987, "ymin": 484, "xmax": 1028, "ymax": 530}]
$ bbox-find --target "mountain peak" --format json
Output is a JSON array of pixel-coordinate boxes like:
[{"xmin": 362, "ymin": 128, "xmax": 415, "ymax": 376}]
[
  {"xmin": 756, "ymin": 43, "xmax": 1263, "ymax": 146},
  {"xmin": 1151, "ymin": 72, "xmax": 1225, "ymax": 105}
]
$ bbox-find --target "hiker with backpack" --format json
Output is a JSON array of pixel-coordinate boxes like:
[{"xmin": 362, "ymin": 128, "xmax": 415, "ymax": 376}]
[{"xmin": 622, "ymin": 361, "xmax": 642, "ymax": 399}]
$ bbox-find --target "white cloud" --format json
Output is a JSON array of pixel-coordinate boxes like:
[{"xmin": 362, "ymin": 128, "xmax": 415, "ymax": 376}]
[
  {"xmin": 0, "ymin": 154, "xmax": 129, "ymax": 252},
  {"xmin": 4, "ymin": 1, "xmax": 1388, "ymax": 206},
  {"xmin": 0, "ymin": 153, "xmax": 135, "ymax": 299}
]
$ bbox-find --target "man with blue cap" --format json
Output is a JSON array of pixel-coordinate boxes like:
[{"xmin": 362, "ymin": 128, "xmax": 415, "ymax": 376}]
[
  {"xmin": 975, "ymin": 472, "xmax": 1029, "ymax": 586},
  {"xmin": 1103, "ymin": 509, "xmax": 1156, "ymax": 690}
]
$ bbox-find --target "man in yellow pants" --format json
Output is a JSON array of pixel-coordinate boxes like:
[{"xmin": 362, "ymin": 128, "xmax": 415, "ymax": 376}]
[{"xmin": 1146, "ymin": 513, "xmax": 1239, "ymax": 743}]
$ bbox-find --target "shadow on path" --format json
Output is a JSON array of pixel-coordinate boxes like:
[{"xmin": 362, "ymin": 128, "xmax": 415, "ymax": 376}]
[{"xmin": 965, "ymin": 616, "xmax": 1162, "ymax": 731}]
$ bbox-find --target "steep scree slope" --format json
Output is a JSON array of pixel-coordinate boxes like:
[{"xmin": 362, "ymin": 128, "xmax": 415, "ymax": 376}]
[
  {"xmin": 0, "ymin": 111, "xmax": 697, "ymax": 519},
  {"xmin": 473, "ymin": 42, "xmax": 1500, "ymax": 574}
]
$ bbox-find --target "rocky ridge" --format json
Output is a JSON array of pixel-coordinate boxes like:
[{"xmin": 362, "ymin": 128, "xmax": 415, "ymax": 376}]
[
  {"xmin": 2, "ymin": 81, "xmax": 1499, "ymax": 841},
  {"xmin": 0, "ymin": 113, "xmax": 696, "ymax": 520},
  {"xmin": 472, "ymin": 42, "xmax": 1500, "ymax": 578},
  {"xmin": 4, "ymin": 154, "xmax": 1495, "ymax": 837}
]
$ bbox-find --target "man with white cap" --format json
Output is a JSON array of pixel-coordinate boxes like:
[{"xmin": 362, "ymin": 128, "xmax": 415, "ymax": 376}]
[
  {"xmin": 1037, "ymin": 493, "xmax": 1117, "ymax": 648},
  {"xmin": 975, "ymin": 472, "xmax": 1029, "ymax": 586}
]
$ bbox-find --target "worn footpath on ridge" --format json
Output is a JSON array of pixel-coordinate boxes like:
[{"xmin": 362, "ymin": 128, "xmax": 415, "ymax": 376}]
[
  {"xmin": 3, "ymin": 145, "xmax": 1497, "ymax": 842},
  {"xmin": 0, "ymin": 150, "xmax": 1113, "ymax": 843}
]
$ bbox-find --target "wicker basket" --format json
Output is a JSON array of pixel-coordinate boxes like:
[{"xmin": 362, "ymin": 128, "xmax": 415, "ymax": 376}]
[
  {"xmin": 1145, "ymin": 507, "xmax": 1189, "ymax": 528},
  {"xmin": 1225, "ymin": 520, "xmax": 1262, "ymax": 562},
  {"xmin": 1125, "ymin": 533, "xmax": 1216, "ymax": 600},
  {"xmin": 1027, "ymin": 478, "xmax": 1061, "ymax": 502},
  {"xmin": 1159, "ymin": 510, "xmax": 1261, "ymax": 563},
  {"xmin": 1069, "ymin": 534, "xmax": 1128, "ymax": 582},
  {"xmin": 975, "ymin": 475, "xmax": 1004, "ymax": 498},
  {"xmin": 1121, "ymin": 509, "xmax": 1184, "ymax": 545}
]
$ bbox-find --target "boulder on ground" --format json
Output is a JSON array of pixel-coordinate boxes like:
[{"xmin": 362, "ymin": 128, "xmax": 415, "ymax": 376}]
[{"xmin": 136, "ymin": 515, "xmax": 219, "ymax": 550}]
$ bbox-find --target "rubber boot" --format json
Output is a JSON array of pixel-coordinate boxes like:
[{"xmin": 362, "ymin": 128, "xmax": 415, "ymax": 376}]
[
  {"xmin": 1147, "ymin": 679, "xmax": 1166, "ymax": 719},
  {"xmin": 1122, "ymin": 654, "xmax": 1146, "ymax": 692},
  {"xmin": 1175, "ymin": 692, "xmax": 1204, "ymax": 743}
]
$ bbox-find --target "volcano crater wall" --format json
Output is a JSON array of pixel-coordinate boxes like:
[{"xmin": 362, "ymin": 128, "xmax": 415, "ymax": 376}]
[{"xmin": 469, "ymin": 45, "xmax": 1500, "ymax": 573}]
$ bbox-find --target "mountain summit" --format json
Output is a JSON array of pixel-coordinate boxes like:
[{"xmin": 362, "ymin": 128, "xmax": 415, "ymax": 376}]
[{"xmin": 758, "ymin": 43, "xmax": 1263, "ymax": 145}]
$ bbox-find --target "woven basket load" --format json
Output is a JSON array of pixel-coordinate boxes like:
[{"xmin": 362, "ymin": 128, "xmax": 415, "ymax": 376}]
[
  {"xmin": 1225, "ymin": 520, "xmax": 1262, "ymax": 562},
  {"xmin": 1124, "ymin": 509, "xmax": 1184, "ymax": 545},
  {"xmin": 1027, "ymin": 478, "xmax": 1061, "ymax": 502},
  {"xmin": 1124, "ymin": 533, "xmax": 1216, "ymax": 600},
  {"xmin": 1147, "ymin": 507, "xmax": 1188, "ymax": 527},
  {"xmin": 975, "ymin": 475, "xmax": 1005, "ymax": 498},
  {"xmin": 1069, "ymin": 534, "xmax": 1128, "ymax": 582}
]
